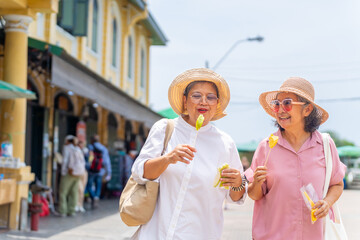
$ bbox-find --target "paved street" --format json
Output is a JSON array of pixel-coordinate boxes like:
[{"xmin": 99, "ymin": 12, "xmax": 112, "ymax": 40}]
[{"xmin": 2, "ymin": 190, "xmax": 360, "ymax": 240}]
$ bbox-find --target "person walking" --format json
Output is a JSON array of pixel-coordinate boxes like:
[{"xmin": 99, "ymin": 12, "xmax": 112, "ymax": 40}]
[
  {"xmin": 245, "ymin": 77, "xmax": 346, "ymax": 239},
  {"xmin": 58, "ymin": 136, "xmax": 86, "ymax": 217},
  {"xmin": 75, "ymin": 140, "xmax": 88, "ymax": 213},
  {"xmin": 86, "ymin": 135, "xmax": 111, "ymax": 207},
  {"xmin": 130, "ymin": 68, "xmax": 247, "ymax": 239}
]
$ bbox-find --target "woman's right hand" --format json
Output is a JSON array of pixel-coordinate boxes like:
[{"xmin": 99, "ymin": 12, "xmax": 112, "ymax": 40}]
[
  {"xmin": 253, "ymin": 166, "xmax": 267, "ymax": 186},
  {"xmin": 165, "ymin": 144, "xmax": 196, "ymax": 165},
  {"xmin": 248, "ymin": 166, "xmax": 267, "ymax": 200}
]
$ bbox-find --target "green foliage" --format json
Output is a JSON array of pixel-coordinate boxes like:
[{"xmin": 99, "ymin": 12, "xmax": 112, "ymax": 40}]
[{"xmin": 325, "ymin": 130, "xmax": 355, "ymax": 147}]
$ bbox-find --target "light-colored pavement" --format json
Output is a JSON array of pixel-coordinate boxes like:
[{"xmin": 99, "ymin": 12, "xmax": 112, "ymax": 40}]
[{"xmin": 3, "ymin": 190, "xmax": 360, "ymax": 240}]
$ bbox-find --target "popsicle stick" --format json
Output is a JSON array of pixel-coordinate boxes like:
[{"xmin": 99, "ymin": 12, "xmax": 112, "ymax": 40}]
[{"xmin": 264, "ymin": 148, "xmax": 272, "ymax": 167}]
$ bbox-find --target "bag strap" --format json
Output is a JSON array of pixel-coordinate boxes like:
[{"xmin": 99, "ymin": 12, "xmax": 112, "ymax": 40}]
[
  {"xmin": 321, "ymin": 133, "xmax": 333, "ymax": 199},
  {"xmin": 161, "ymin": 119, "xmax": 175, "ymax": 156}
]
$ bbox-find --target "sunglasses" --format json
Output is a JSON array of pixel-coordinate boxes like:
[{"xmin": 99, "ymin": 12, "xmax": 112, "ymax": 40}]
[
  {"xmin": 270, "ymin": 98, "xmax": 305, "ymax": 112},
  {"xmin": 189, "ymin": 93, "xmax": 218, "ymax": 105}
]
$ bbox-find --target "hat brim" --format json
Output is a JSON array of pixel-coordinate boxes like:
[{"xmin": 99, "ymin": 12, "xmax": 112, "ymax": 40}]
[
  {"xmin": 168, "ymin": 68, "xmax": 230, "ymax": 121},
  {"xmin": 259, "ymin": 89, "xmax": 329, "ymax": 125}
]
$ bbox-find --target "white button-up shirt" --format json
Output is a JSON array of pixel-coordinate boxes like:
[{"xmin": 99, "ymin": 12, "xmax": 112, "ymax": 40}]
[{"xmin": 132, "ymin": 117, "xmax": 246, "ymax": 240}]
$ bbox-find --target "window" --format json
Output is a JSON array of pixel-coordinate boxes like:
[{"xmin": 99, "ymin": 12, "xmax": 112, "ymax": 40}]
[
  {"xmin": 57, "ymin": 0, "xmax": 88, "ymax": 36},
  {"xmin": 112, "ymin": 19, "xmax": 117, "ymax": 67},
  {"xmin": 91, "ymin": 0, "xmax": 98, "ymax": 52},
  {"xmin": 140, "ymin": 49, "xmax": 146, "ymax": 88},
  {"xmin": 128, "ymin": 36, "xmax": 133, "ymax": 80}
]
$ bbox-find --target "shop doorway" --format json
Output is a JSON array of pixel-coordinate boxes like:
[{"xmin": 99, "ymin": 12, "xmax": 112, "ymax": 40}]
[
  {"xmin": 124, "ymin": 120, "xmax": 133, "ymax": 152},
  {"xmin": 53, "ymin": 93, "xmax": 77, "ymax": 197},
  {"xmin": 82, "ymin": 103, "xmax": 98, "ymax": 145},
  {"xmin": 25, "ymin": 80, "xmax": 49, "ymax": 183},
  {"xmin": 107, "ymin": 113, "xmax": 118, "ymax": 152}
]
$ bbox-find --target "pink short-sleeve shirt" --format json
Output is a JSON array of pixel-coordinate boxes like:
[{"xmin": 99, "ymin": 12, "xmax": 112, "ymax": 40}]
[{"xmin": 244, "ymin": 130, "xmax": 346, "ymax": 240}]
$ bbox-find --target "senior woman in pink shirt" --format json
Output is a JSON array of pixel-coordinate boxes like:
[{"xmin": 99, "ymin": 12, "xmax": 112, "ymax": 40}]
[{"xmin": 245, "ymin": 77, "xmax": 346, "ymax": 239}]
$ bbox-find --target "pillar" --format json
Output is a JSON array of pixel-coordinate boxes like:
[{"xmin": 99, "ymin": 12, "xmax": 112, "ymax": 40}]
[
  {"xmin": 0, "ymin": 14, "xmax": 32, "ymax": 162},
  {"xmin": 0, "ymin": 14, "xmax": 35, "ymax": 230}
]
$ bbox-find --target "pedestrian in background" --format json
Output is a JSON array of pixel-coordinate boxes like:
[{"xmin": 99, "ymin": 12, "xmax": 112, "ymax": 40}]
[
  {"xmin": 59, "ymin": 136, "xmax": 86, "ymax": 217},
  {"xmin": 86, "ymin": 135, "xmax": 111, "ymax": 208},
  {"xmin": 75, "ymin": 140, "xmax": 88, "ymax": 213},
  {"xmin": 245, "ymin": 77, "xmax": 346, "ymax": 239},
  {"xmin": 131, "ymin": 68, "xmax": 247, "ymax": 239}
]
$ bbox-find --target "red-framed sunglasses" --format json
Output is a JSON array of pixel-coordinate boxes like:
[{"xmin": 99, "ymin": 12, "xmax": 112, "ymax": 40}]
[{"xmin": 270, "ymin": 98, "xmax": 305, "ymax": 112}]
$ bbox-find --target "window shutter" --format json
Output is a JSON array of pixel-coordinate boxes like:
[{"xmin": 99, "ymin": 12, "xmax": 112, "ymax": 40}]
[
  {"xmin": 57, "ymin": 0, "xmax": 88, "ymax": 36},
  {"xmin": 73, "ymin": 0, "xmax": 89, "ymax": 36},
  {"xmin": 58, "ymin": 0, "xmax": 75, "ymax": 31}
]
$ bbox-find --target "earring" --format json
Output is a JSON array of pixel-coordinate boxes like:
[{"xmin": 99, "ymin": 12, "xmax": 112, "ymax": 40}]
[{"xmin": 183, "ymin": 108, "xmax": 188, "ymax": 115}]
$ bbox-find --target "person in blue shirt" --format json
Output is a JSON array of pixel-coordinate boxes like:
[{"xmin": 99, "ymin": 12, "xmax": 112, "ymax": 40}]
[{"xmin": 86, "ymin": 135, "xmax": 111, "ymax": 207}]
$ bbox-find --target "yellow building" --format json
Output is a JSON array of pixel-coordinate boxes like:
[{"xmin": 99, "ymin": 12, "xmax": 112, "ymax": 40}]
[{"xmin": 0, "ymin": 0, "xmax": 166, "ymax": 230}]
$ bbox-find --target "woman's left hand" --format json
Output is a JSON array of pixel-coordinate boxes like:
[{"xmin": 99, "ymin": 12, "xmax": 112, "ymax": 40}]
[
  {"xmin": 313, "ymin": 199, "xmax": 331, "ymax": 219},
  {"xmin": 220, "ymin": 168, "xmax": 242, "ymax": 187}
]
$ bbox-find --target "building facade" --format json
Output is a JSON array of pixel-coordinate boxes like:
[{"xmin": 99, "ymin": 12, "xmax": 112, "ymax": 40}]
[{"xmin": 0, "ymin": 0, "xmax": 166, "ymax": 229}]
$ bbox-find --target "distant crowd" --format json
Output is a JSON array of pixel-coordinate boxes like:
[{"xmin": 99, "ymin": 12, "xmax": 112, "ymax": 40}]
[{"xmin": 58, "ymin": 134, "xmax": 137, "ymax": 217}]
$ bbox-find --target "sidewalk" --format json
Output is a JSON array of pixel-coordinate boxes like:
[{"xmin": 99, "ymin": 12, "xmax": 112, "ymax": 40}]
[
  {"xmin": 2, "ymin": 198, "xmax": 127, "ymax": 240},
  {"xmin": 1, "ymin": 190, "xmax": 359, "ymax": 240}
]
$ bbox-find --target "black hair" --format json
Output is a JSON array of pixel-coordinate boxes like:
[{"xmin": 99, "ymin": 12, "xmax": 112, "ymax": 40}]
[
  {"xmin": 275, "ymin": 95, "xmax": 322, "ymax": 133},
  {"xmin": 183, "ymin": 81, "xmax": 219, "ymax": 98}
]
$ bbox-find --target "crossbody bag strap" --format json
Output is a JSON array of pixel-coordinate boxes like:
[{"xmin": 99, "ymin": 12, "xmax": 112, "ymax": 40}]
[
  {"xmin": 161, "ymin": 119, "xmax": 175, "ymax": 156},
  {"xmin": 321, "ymin": 133, "xmax": 333, "ymax": 199},
  {"xmin": 166, "ymin": 130, "xmax": 197, "ymax": 240}
]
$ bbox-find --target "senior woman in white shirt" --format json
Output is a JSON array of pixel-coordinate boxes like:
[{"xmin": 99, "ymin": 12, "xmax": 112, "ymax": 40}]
[{"xmin": 131, "ymin": 68, "xmax": 247, "ymax": 240}]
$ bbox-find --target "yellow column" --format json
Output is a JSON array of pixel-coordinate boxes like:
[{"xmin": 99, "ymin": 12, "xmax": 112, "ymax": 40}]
[
  {"xmin": 0, "ymin": 14, "xmax": 35, "ymax": 230},
  {"xmin": 0, "ymin": 15, "xmax": 32, "ymax": 162}
]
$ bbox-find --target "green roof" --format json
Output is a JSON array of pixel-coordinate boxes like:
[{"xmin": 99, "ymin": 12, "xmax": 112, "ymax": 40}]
[
  {"xmin": 158, "ymin": 107, "xmax": 178, "ymax": 119},
  {"xmin": 237, "ymin": 140, "xmax": 259, "ymax": 152}
]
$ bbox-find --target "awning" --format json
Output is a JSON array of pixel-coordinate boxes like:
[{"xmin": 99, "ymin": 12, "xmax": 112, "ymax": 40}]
[
  {"xmin": 337, "ymin": 146, "xmax": 360, "ymax": 158},
  {"xmin": 237, "ymin": 140, "xmax": 259, "ymax": 152},
  {"xmin": 0, "ymin": 80, "xmax": 36, "ymax": 99},
  {"xmin": 158, "ymin": 107, "xmax": 178, "ymax": 119},
  {"xmin": 51, "ymin": 52, "xmax": 162, "ymax": 128}
]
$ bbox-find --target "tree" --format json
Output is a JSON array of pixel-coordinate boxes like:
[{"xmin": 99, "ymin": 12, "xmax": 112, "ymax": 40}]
[{"xmin": 324, "ymin": 130, "xmax": 355, "ymax": 147}]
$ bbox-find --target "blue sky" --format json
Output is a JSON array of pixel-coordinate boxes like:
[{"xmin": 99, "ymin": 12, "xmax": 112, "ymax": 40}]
[{"xmin": 148, "ymin": 0, "xmax": 360, "ymax": 146}]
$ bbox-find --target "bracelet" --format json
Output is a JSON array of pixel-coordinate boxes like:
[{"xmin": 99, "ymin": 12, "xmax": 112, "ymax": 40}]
[{"xmin": 231, "ymin": 175, "xmax": 246, "ymax": 192}]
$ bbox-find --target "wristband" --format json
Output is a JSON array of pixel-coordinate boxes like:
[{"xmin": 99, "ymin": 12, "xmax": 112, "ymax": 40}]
[{"xmin": 231, "ymin": 175, "xmax": 246, "ymax": 192}]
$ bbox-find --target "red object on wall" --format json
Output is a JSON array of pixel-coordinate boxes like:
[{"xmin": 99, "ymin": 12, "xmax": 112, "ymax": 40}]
[{"xmin": 76, "ymin": 121, "xmax": 87, "ymax": 143}]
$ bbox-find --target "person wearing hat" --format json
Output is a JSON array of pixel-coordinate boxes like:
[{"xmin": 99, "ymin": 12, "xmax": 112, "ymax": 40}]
[
  {"xmin": 245, "ymin": 77, "xmax": 346, "ymax": 239},
  {"xmin": 131, "ymin": 68, "xmax": 247, "ymax": 239}
]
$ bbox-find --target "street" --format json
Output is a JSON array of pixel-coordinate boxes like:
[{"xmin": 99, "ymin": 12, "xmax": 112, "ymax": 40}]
[{"xmin": 2, "ymin": 189, "xmax": 359, "ymax": 240}]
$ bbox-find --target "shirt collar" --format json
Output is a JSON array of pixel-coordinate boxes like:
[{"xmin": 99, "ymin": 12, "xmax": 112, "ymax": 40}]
[
  {"xmin": 271, "ymin": 129, "xmax": 322, "ymax": 153},
  {"xmin": 178, "ymin": 116, "xmax": 212, "ymax": 132}
]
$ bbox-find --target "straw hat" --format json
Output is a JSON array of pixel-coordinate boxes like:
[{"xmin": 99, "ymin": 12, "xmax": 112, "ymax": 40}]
[
  {"xmin": 259, "ymin": 77, "xmax": 329, "ymax": 124},
  {"xmin": 168, "ymin": 68, "xmax": 230, "ymax": 121}
]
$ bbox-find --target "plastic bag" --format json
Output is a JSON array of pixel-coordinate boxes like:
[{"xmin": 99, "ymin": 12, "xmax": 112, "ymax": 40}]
[{"xmin": 300, "ymin": 183, "xmax": 319, "ymax": 224}]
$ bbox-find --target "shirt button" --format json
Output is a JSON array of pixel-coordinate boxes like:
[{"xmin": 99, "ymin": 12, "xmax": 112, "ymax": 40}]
[
  {"xmin": 297, "ymin": 175, "xmax": 300, "ymax": 178},
  {"xmin": 298, "ymin": 198, "xmax": 301, "ymax": 201},
  {"xmin": 299, "ymin": 221, "xmax": 302, "ymax": 224}
]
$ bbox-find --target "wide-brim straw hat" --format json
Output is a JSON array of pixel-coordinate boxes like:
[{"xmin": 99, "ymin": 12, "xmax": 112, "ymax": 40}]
[
  {"xmin": 168, "ymin": 68, "xmax": 230, "ymax": 121},
  {"xmin": 259, "ymin": 77, "xmax": 329, "ymax": 124}
]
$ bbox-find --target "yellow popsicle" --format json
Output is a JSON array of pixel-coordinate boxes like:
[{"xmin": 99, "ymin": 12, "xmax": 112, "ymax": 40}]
[
  {"xmin": 303, "ymin": 190, "xmax": 318, "ymax": 223},
  {"xmin": 196, "ymin": 114, "xmax": 204, "ymax": 131},
  {"xmin": 269, "ymin": 134, "xmax": 279, "ymax": 148},
  {"xmin": 213, "ymin": 163, "xmax": 229, "ymax": 189}
]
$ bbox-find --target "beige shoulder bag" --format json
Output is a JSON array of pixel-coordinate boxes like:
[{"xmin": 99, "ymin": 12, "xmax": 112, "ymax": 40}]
[{"xmin": 119, "ymin": 119, "xmax": 175, "ymax": 226}]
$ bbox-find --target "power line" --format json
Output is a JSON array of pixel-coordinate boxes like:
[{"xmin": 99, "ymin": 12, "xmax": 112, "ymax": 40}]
[
  {"xmin": 231, "ymin": 97, "xmax": 360, "ymax": 105},
  {"xmin": 225, "ymin": 76, "xmax": 360, "ymax": 84}
]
